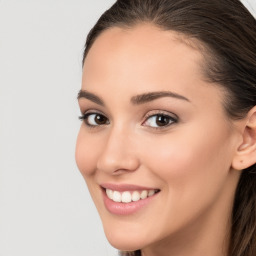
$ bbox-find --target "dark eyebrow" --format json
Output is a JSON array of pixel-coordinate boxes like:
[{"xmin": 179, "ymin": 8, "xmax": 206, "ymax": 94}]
[
  {"xmin": 77, "ymin": 90, "xmax": 104, "ymax": 106},
  {"xmin": 77, "ymin": 90, "xmax": 190, "ymax": 106},
  {"xmin": 131, "ymin": 91, "xmax": 190, "ymax": 104}
]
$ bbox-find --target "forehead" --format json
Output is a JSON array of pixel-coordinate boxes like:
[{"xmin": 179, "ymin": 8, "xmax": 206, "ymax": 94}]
[
  {"xmin": 82, "ymin": 24, "xmax": 225, "ymax": 112},
  {"xmin": 85, "ymin": 24, "xmax": 204, "ymax": 79},
  {"xmin": 83, "ymin": 23, "xmax": 205, "ymax": 79}
]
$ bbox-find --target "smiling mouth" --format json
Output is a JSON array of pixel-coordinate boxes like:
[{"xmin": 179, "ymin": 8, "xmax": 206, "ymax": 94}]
[{"xmin": 104, "ymin": 188, "xmax": 160, "ymax": 203}]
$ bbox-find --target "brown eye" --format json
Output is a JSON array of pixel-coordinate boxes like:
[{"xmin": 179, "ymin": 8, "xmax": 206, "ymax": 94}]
[
  {"xmin": 80, "ymin": 113, "xmax": 109, "ymax": 126},
  {"xmin": 156, "ymin": 115, "xmax": 171, "ymax": 126},
  {"xmin": 94, "ymin": 114, "xmax": 107, "ymax": 124},
  {"xmin": 143, "ymin": 113, "xmax": 177, "ymax": 128}
]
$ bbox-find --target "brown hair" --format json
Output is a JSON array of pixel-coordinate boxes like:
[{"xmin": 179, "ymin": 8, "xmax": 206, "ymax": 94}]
[{"xmin": 82, "ymin": 0, "xmax": 256, "ymax": 255}]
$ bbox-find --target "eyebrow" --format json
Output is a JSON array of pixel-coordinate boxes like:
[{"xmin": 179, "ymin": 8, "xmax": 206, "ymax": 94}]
[
  {"xmin": 77, "ymin": 90, "xmax": 104, "ymax": 106},
  {"xmin": 131, "ymin": 91, "xmax": 190, "ymax": 104},
  {"xmin": 77, "ymin": 90, "xmax": 190, "ymax": 106}
]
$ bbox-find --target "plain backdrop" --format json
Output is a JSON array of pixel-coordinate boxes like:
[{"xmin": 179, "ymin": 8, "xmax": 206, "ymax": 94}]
[{"xmin": 0, "ymin": 1, "xmax": 255, "ymax": 256}]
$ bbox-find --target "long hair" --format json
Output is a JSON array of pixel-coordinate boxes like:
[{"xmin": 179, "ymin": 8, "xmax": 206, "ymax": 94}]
[{"xmin": 82, "ymin": 1, "xmax": 256, "ymax": 255}]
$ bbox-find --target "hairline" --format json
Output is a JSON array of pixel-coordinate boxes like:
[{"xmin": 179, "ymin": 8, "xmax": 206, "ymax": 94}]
[{"xmin": 83, "ymin": 21, "xmax": 236, "ymax": 121}]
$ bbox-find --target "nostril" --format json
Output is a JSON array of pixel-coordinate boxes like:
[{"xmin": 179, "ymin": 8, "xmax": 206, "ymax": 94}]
[
  {"xmin": 97, "ymin": 153, "xmax": 140, "ymax": 175},
  {"xmin": 112, "ymin": 168, "xmax": 134, "ymax": 175}
]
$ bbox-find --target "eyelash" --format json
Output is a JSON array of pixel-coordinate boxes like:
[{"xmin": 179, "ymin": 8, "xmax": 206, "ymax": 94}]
[
  {"xmin": 79, "ymin": 111, "xmax": 178, "ymax": 130},
  {"xmin": 79, "ymin": 112, "xmax": 109, "ymax": 128},
  {"xmin": 142, "ymin": 111, "xmax": 178, "ymax": 129}
]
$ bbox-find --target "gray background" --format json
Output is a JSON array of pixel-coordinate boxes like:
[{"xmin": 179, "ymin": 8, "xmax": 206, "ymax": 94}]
[{"xmin": 0, "ymin": 1, "xmax": 255, "ymax": 256}]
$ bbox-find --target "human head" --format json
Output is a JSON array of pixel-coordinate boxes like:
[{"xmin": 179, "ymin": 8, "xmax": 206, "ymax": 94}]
[{"xmin": 78, "ymin": 0, "xmax": 256, "ymax": 255}]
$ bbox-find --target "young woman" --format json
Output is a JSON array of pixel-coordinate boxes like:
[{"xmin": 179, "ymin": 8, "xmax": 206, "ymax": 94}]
[{"xmin": 76, "ymin": 0, "xmax": 256, "ymax": 255}]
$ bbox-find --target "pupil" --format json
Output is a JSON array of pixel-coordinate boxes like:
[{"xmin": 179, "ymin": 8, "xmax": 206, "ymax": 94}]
[
  {"xmin": 156, "ymin": 115, "xmax": 169, "ymax": 126},
  {"xmin": 95, "ymin": 114, "xmax": 106, "ymax": 124}
]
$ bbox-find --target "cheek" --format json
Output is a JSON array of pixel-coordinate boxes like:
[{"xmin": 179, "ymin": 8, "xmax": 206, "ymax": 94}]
[
  {"xmin": 75, "ymin": 126, "xmax": 100, "ymax": 178},
  {"xmin": 141, "ymin": 125, "xmax": 233, "ymax": 191},
  {"xmin": 134, "ymin": 126, "xmax": 235, "ymax": 234}
]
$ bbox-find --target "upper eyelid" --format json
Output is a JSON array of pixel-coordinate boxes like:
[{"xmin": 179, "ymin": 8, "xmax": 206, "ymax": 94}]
[
  {"xmin": 79, "ymin": 110, "xmax": 108, "ymax": 120},
  {"xmin": 81, "ymin": 108, "xmax": 107, "ymax": 116},
  {"xmin": 143, "ymin": 113, "xmax": 178, "ymax": 124},
  {"xmin": 144, "ymin": 110, "xmax": 178, "ymax": 119}
]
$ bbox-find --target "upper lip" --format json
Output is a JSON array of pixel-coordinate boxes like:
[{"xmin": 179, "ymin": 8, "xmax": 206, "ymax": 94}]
[{"xmin": 100, "ymin": 183, "xmax": 160, "ymax": 192}]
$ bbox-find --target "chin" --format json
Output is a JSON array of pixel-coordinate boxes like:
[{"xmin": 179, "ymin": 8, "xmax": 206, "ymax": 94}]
[
  {"xmin": 107, "ymin": 237, "xmax": 142, "ymax": 252},
  {"xmin": 103, "ymin": 225, "xmax": 147, "ymax": 251}
]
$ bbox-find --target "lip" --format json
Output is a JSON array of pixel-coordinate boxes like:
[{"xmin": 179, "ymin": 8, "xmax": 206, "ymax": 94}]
[
  {"xmin": 101, "ymin": 183, "xmax": 158, "ymax": 192},
  {"xmin": 100, "ymin": 183, "xmax": 160, "ymax": 215}
]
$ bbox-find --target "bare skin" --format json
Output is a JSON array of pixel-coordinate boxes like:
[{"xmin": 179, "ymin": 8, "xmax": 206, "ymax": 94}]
[{"xmin": 76, "ymin": 24, "xmax": 256, "ymax": 256}]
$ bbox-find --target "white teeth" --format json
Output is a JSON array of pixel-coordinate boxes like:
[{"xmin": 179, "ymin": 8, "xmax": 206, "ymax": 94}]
[
  {"xmin": 140, "ymin": 190, "xmax": 148, "ymax": 199},
  {"xmin": 132, "ymin": 191, "xmax": 140, "ymax": 202},
  {"xmin": 106, "ymin": 188, "xmax": 158, "ymax": 203},
  {"xmin": 122, "ymin": 191, "xmax": 132, "ymax": 203},
  {"xmin": 106, "ymin": 189, "xmax": 113, "ymax": 200},
  {"xmin": 112, "ymin": 191, "xmax": 122, "ymax": 202},
  {"xmin": 148, "ymin": 190, "xmax": 155, "ymax": 197}
]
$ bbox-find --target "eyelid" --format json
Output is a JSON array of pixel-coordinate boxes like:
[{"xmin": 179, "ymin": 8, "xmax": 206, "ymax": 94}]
[
  {"xmin": 80, "ymin": 108, "xmax": 104, "ymax": 114},
  {"xmin": 79, "ymin": 110, "xmax": 110, "ymax": 127},
  {"xmin": 142, "ymin": 110, "xmax": 179, "ymax": 129},
  {"xmin": 79, "ymin": 109, "xmax": 107, "ymax": 118},
  {"xmin": 143, "ymin": 110, "xmax": 178, "ymax": 120}
]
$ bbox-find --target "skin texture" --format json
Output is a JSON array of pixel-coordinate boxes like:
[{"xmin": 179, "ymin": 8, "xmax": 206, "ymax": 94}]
[{"xmin": 76, "ymin": 24, "xmax": 248, "ymax": 256}]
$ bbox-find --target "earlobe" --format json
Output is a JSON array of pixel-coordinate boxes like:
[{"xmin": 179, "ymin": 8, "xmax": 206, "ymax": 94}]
[{"xmin": 232, "ymin": 106, "xmax": 256, "ymax": 170}]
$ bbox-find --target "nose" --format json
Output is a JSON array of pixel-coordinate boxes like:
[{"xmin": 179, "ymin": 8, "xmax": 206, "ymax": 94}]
[{"xmin": 96, "ymin": 126, "xmax": 140, "ymax": 175}]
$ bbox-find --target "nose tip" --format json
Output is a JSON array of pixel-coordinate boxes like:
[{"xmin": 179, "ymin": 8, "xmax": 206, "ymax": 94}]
[
  {"xmin": 97, "ymin": 154, "xmax": 139, "ymax": 175},
  {"xmin": 96, "ymin": 131, "xmax": 140, "ymax": 175}
]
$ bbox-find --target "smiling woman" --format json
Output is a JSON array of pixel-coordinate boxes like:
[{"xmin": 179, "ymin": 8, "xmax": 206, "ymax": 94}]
[{"xmin": 75, "ymin": 0, "xmax": 256, "ymax": 256}]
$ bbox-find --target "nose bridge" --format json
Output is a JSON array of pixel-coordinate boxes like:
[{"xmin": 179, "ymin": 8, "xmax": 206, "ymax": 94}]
[{"xmin": 96, "ymin": 124, "xmax": 139, "ymax": 174}]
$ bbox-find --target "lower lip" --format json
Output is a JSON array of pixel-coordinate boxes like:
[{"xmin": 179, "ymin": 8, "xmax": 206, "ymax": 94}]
[{"xmin": 102, "ymin": 190, "xmax": 159, "ymax": 215}]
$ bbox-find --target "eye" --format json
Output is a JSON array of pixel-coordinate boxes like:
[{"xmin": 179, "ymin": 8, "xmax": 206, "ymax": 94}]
[
  {"xmin": 143, "ymin": 113, "xmax": 177, "ymax": 128},
  {"xmin": 79, "ymin": 112, "xmax": 109, "ymax": 127}
]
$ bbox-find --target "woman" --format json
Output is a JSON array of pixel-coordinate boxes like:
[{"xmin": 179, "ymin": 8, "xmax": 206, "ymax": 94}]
[{"xmin": 76, "ymin": 0, "xmax": 256, "ymax": 255}]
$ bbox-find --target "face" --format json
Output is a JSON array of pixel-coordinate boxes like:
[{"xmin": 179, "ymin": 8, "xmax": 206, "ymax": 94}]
[{"xmin": 76, "ymin": 24, "xmax": 241, "ymax": 252}]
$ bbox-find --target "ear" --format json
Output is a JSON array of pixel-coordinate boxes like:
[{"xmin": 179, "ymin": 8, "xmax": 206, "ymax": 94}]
[{"xmin": 232, "ymin": 106, "xmax": 256, "ymax": 170}]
